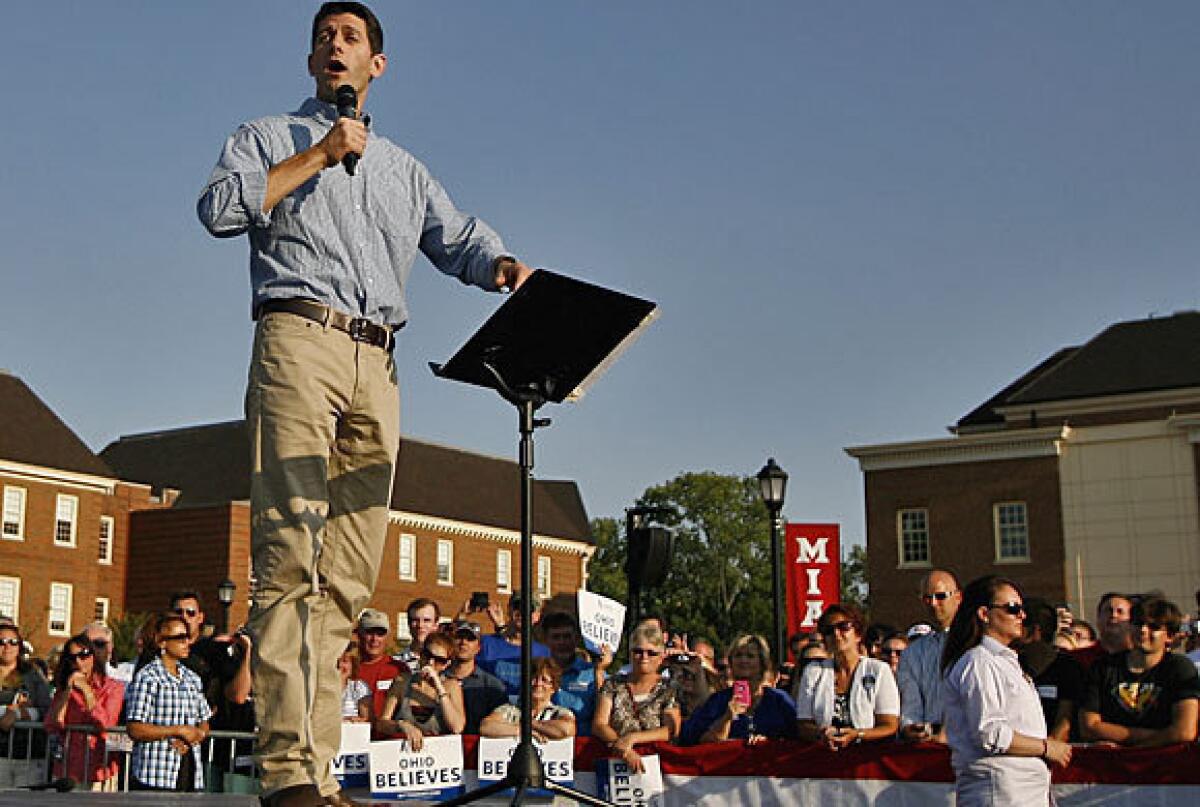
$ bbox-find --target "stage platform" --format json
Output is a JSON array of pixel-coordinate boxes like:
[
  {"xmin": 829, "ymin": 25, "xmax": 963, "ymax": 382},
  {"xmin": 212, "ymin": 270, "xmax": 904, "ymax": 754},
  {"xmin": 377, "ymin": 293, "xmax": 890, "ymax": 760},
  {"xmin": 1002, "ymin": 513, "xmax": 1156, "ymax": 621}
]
[{"xmin": 0, "ymin": 791, "xmax": 568, "ymax": 806}]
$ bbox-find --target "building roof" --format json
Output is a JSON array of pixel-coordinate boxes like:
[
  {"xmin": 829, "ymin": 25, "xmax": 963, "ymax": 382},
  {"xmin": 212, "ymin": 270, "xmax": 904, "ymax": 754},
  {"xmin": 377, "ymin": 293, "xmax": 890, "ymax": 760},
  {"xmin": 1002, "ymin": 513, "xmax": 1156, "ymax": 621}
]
[
  {"xmin": 100, "ymin": 420, "xmax": 593, "ymax": 544},
  {"xmin": 0, "ymin": 371, "xmax": 115, "ymax": 478},
  {"xmin": 1005, "ymin": 311, "xmax": 1200, "ymax": 405},
  {"xmin": 954, "ymin": 348, "xmax": 1079, "ymax": 432},
  {"xmin": 956, "ymin": 311, "xmax": 1200, "ymax": 428}
]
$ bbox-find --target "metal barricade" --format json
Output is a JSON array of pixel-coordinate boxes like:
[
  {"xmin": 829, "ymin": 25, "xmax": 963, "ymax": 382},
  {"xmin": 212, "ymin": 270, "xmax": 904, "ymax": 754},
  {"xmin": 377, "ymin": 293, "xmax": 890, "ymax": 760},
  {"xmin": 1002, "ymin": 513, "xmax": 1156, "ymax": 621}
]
[
  {"xmin": 48, "ymin": 723, "xmax": 258, "ymax": 793},
  {"xmin": 0, "ymin": 721, "xmax": 50, "ymax": 790}
]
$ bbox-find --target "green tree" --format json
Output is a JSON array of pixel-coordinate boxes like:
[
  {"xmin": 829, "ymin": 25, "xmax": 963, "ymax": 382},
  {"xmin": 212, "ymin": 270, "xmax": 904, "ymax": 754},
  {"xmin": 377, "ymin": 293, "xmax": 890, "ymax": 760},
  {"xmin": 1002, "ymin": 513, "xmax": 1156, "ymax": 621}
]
[
  {"xmin": 840, "ymin": 543, "xmax": 869, "ymax": 617},
  {"xmin": 588, "ymin": 472, "xmax": 773, "ymax": 653},
  {"xmin": 108, "ymin": 610, "xmax": 152, "ymax": 664},
  {"xmin": 587, "ymin": 517, "xmax": 627, "ymax": 603}
]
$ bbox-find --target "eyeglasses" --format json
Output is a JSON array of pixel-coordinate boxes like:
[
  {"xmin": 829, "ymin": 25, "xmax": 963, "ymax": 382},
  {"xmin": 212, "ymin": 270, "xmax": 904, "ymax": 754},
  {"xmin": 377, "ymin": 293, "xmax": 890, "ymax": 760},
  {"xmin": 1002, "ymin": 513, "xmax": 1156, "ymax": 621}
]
[
  {"xmin": 173, "ymin": 607, "xmax": 199, "ymax": 617},
  {"xmin": 819, "ymin": 620, "xmax": 855, "ymax": 636},
  {"xmin": 923, "ymin": 591, "xmax": 957, "ymax": 602},
  {"xmin": 160, "ymin": 633, "xmax": 190, "ymax": 643},
  {"xmin": 68, "ymin": 648, "xmax": 94, "ymax": 661},
  {"xmin": 631, "ymin": 648, "xmax": 662, "ymax": 657},
  {"xmin": 453, "ymin": 631, "xmax": 478, "ymax": 641},
  {"xmin": 989, "ymin": 602, "xmax": 1025, "ymax": 616},
  {"xmin": 89, "ymin": 639, "xmax": 109, "ymax": 648},
  {"xmin": 425, "ymin": 654, "xmax": 451, "ymax": 665},
  {"xmin": 0, "ymin": 638, "xmax": 21, "ymax": 647},
  {"xmin": 880, "ymin": 647, "xmax": 906, "ymax": 657}
]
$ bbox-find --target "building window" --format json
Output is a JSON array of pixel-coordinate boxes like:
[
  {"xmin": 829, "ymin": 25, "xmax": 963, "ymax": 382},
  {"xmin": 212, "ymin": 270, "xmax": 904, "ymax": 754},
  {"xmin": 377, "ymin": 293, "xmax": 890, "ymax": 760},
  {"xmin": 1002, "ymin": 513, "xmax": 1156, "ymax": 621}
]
[
  {"xmin": 497, "ymin": 549, "xmax": 512, "ymax": 593},
  {"xmin": 398, "ymin": 533, "xmax": 416, "ymax": 581},
  {"xmin": 48, "ymin": 582, "xmax": 73, "ymax": 636},
  {"xmin": 994, "ymin": 502, "xmax": 1030, "ymax": 562},
  {"xmin": 2, "ymin": 487, "xmax": 26, "ymax": 540},
  {"xmin": 94, "ymin": 597, "xmax": 110, "ymax": 625},
  {"xmin": 537, "ymin": 556, "xmax": 552, "ymax": 599},
  {"xmin": 436, "ymin": 539, "xmax": 453, "ymax": 585},
  {"xmin": 98, "ymin": 516, "xmax": 114, "ymax": 564},
  {"xmin": 0, "ymin": 576, "xmax": 19, "ymax": 624},
  {"xmin": 897, "ymin": 508, "xmax": 930, "ymax": 567},
  {"xmin": 54, "ymin": 495, "xmax": 78, "ymax": 547}
]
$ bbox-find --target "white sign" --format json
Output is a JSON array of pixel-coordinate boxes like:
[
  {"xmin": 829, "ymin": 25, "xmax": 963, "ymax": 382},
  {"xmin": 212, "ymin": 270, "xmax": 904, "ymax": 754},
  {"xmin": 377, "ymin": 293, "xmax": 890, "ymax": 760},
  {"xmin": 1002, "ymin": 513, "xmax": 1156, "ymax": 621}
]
[
  {"xmin": 477, "ymin": 737, "xmax": 574, "ymax": 786},
  {"xmin": 577, "ymin": 590, "xmax": 626, "ymax": 655},
  {"xmin": 332, "ymin": 721, "xmax": 371, "ymax": 788},
  {"xmin": 598, "ymin": 755, "xmax": 666, "ymax": 806},
  {"xmin": 368, "ymin": 735, "xmax": 465, "ymax": 801}
]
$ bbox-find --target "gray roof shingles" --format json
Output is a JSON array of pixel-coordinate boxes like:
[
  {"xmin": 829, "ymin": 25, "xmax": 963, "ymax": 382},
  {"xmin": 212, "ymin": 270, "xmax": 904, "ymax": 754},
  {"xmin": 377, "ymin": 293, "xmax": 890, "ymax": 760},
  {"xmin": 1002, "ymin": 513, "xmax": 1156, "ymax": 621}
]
[{"xmin": 99, "ymin": 420, "xmax": 592, "ymax": 544}]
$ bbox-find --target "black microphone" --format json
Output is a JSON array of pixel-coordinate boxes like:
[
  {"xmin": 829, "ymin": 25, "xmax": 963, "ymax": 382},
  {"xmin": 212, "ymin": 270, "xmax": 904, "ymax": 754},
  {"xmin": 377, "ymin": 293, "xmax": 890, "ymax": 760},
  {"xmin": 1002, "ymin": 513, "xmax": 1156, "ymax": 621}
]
[{"xmin": 335, "ymin": 84, "xmax": 359, "ymax": 176}]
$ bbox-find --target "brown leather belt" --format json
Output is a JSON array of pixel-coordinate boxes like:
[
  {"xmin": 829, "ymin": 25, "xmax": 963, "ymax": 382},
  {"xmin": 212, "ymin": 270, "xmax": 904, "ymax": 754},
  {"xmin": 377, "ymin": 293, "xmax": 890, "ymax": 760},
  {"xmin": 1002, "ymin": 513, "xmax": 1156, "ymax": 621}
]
[{"xmin": 255, "ymin": 299, "xmax": 396, "ymax": 351}]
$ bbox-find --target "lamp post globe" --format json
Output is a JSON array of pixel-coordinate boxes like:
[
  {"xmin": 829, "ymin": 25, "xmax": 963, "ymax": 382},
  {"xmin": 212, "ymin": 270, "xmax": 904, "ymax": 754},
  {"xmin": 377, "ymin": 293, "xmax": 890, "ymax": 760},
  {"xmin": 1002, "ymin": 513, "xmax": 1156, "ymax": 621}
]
[{"xmin": 217, "ymin": 578, "xmax": 236, "ymax": 635}]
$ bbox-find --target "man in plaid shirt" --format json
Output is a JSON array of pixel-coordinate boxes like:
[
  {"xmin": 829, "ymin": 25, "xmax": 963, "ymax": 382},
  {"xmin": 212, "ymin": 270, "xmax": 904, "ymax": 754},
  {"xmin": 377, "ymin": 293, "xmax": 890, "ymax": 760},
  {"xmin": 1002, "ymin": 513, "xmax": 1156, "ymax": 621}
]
[{"xmin": 126, "ymin": 618, "xmax": 212, "ymax": 791}]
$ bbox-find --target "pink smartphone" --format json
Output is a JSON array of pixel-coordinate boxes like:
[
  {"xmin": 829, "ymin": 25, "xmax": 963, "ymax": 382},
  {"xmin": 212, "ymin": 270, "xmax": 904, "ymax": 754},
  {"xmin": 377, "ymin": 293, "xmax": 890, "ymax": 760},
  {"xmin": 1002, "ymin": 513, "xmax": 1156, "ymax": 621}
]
[{"xmin": 732, "ymin": 679, "xmax": 752, "ymax": 707}]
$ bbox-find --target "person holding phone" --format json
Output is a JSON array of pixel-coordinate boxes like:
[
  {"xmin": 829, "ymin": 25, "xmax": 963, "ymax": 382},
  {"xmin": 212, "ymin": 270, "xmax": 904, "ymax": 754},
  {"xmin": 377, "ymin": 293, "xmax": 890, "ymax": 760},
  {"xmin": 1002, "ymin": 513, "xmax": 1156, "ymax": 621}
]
[
  {"xmin": 592, "ymin": 625, "xmax": 679, "ymax": 773},
  {"xmin": 679, "ymin": 634, "xmax": 797, "ymax": 745},
  {"xmin": 942, "ymin": 576, "xmax": 1071, "ymax": 806},
  {"xmin": 794, "ymin": 604, "xmax": 899, "ymax": 750},
  {"xmin": 0, "ymin": 622, "xmax": 51, "ymax": 784},
  {"xmin": 375, "ymin": 633, "xmax": 465, "ymax": 750}
]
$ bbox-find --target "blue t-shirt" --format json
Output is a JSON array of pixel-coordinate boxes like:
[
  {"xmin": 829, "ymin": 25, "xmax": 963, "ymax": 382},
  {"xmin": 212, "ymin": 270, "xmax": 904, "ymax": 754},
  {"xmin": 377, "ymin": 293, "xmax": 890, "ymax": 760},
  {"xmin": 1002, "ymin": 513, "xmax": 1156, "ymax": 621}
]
[
  {"xmin": 477, "ymin": 634, "xmax": 549, "ymax": 703},
  {"xmin": 678, "ymin": 686, "xmax": 798, "ymax": 745},
  {"xmin": 552, "ymin": 655, "xmax": 599, "ymax": 736}
]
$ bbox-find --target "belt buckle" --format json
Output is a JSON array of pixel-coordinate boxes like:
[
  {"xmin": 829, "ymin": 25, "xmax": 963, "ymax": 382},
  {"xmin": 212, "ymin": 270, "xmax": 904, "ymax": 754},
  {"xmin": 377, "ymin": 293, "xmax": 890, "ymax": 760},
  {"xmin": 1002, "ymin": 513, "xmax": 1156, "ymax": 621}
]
[{"xmin": 348, "ymin": 318, "xmax": 370, "ymax": 343}]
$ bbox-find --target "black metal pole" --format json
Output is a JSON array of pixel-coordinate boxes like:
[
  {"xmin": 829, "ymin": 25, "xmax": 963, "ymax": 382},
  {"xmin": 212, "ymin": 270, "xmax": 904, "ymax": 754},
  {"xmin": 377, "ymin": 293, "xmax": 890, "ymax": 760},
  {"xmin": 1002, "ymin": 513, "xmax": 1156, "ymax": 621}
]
[
  {"xmin": 518, "ymin": 397, "xmax": 535, "ymax": 752},
  {"xmin": 769, "ymin": 506, "xmax": 785, "ymax": 665}
]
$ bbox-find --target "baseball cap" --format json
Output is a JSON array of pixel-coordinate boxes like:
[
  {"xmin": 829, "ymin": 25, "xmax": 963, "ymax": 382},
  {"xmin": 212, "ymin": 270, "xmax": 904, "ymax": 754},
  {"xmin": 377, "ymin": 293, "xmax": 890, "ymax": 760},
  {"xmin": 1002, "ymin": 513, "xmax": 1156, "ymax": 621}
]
[
  {"xmin": 906, "ymin": 622, "xmax": 934, "ymax": 640},
  {"xmin": 357, "ymin": 608, "xmax": 390, "ymax": 632},
  {"xmin": 450, "ymin": 620, "xmax": 482, "ymax": 638}
]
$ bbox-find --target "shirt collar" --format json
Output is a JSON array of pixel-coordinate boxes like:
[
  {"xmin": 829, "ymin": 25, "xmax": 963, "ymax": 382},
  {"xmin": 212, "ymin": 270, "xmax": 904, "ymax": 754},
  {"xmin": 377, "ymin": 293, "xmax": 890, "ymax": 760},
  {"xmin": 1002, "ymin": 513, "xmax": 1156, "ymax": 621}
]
[
  {"xmin": 980, "ymin": 635, "xmax": 1017, "ymax": 659},
  {"xmin": 299, "ymin": 96, "xmax": 370, "ymax": 125}
]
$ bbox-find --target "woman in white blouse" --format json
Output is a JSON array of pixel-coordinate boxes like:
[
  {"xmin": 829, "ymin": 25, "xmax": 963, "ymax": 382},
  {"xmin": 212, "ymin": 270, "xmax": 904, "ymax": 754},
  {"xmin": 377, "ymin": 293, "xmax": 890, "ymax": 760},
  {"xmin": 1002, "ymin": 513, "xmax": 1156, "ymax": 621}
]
[
  {"xmin": 941, "ymin": 576, "xmax": 1072, "ymax": 806},
  {"xmin": 794, "ymin": 604, "xmax": 899, "ymax": 749}
]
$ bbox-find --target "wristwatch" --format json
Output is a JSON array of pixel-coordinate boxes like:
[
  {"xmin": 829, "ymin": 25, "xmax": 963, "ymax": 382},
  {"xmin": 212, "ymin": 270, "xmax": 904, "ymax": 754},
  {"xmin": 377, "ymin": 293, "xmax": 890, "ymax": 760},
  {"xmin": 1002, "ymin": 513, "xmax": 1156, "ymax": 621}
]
[{"xmin": 855, "ymin": 730, "xmax": 864, "ymax": 744}]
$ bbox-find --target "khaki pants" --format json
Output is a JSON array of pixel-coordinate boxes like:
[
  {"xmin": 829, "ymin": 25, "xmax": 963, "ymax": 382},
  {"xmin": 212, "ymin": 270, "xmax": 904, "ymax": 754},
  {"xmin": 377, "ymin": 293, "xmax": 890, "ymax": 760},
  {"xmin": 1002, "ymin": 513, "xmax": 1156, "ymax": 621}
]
[{"xmin": 245, "ymin": 312, "xmax": 399, "ymax": 797}]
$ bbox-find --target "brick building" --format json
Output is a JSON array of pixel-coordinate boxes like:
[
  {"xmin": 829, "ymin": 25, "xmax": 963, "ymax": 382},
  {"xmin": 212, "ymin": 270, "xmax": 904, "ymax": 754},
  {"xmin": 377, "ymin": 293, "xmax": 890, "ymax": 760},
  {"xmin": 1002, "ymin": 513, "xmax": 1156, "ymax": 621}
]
[
  {"xmin": 0, "ymin": 372, "xmax": 166, "ymax": 653},
  {"xmin": 846, "ymin": 312, "xmax": 1200, "ymax": 628},
  {"xmin": 1, "ymin": 370, "xmax": 595, "ymax": 654},
  {"xmin": 100, "ymin": 420, "xmax": 595, "ymax": 643}
]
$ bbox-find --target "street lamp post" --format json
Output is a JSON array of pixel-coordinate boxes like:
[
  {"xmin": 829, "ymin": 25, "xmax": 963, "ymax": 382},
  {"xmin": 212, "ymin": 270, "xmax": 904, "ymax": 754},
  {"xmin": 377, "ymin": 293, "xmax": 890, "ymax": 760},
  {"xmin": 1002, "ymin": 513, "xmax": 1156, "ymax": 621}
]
[
  {"xmin": 217, "ymin": 578, "xmax": 236, "ymax": 635},
  {"xmin": 757, "ymin": 457, "xmax": 788, "ymax": 665}
]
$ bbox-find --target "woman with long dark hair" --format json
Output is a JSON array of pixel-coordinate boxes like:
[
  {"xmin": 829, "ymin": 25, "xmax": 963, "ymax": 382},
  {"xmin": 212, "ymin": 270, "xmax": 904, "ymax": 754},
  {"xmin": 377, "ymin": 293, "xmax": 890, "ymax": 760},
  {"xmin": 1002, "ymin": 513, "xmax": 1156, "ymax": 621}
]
[
  {"xmin": 44, "ymin": 633, "xmax": 125, "ymax": 789},
  {"xmin": 941, "ymin": 576, "xmax": 1071, "ymax": 805}
]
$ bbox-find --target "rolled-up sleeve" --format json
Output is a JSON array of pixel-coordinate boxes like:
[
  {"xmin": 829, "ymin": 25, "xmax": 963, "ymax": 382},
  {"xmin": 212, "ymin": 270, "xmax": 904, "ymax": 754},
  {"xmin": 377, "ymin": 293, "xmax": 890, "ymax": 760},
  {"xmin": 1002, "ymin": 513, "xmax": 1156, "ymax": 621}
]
[
  {"xmin": 953, "ymin": 654, "xmax": 1013, "ymax": 754},
  {"xmin": 197, "ymin": 124, "xmax": 273, "ymax": 237},
  {"xmin": 419, "ymin": 174, "xmax": 507, "ymax": 291}
]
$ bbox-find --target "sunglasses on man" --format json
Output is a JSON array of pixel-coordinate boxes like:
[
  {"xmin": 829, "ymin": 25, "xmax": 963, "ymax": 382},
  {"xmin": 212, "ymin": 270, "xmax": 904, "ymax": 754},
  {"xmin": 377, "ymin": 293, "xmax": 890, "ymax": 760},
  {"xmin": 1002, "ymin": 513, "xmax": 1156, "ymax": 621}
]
[{"xmin": 923, "ymin": 591, "xmax": 957, "ymax": 602}]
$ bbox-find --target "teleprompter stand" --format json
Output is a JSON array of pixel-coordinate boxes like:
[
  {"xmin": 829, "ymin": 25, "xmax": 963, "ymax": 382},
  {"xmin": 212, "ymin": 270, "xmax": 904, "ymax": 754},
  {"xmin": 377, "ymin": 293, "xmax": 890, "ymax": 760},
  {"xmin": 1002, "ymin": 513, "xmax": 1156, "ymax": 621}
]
[{"xmin": 431, "ymin": 270, "xmax": 657, "ymax": 806}]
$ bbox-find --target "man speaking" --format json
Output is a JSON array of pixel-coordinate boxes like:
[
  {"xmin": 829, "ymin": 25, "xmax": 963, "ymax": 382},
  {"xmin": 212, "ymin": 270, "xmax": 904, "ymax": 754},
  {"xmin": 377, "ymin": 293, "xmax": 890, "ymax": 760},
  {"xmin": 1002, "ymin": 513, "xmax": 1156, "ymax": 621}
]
[{"xmin": 197, "ymin": 4, "xmax": 530, "ymax": 805}]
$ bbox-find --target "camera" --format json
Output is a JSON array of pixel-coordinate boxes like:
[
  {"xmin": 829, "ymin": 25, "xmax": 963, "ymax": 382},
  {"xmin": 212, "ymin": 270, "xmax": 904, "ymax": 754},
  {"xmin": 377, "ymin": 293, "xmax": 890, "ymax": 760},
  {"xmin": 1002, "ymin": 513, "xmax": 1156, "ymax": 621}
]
[
  {"xmin": 469, "ymin": 591, "xmax": 489, "ymax": 612},
  {"xmin": 670, "ymin": 653, "xmax": 693, "ymax": 665}
]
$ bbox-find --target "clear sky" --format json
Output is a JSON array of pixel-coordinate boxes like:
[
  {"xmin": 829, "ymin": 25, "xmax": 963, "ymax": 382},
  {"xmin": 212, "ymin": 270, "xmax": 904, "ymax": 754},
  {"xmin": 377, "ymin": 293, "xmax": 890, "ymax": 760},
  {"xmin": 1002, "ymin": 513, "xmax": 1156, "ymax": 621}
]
[{"xmin": 3, "ymin": 2, "xmax": 1198, "ymax": 544}]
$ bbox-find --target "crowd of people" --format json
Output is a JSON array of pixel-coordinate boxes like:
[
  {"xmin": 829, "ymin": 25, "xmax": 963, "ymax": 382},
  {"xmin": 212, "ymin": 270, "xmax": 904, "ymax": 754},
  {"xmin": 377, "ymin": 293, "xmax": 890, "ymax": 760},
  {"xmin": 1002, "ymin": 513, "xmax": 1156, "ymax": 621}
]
[{"xmin": 3, "ymin": 575, "xmax": 1200, "ymax": 802}]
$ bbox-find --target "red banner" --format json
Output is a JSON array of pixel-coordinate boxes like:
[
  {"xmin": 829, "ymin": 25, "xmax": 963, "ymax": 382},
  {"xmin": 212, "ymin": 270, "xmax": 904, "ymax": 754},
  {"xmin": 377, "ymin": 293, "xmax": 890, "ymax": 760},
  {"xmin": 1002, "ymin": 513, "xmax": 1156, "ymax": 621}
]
[{"xmin": 784, "ymin": 523, "xmax": 841, "ymax": 635}]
